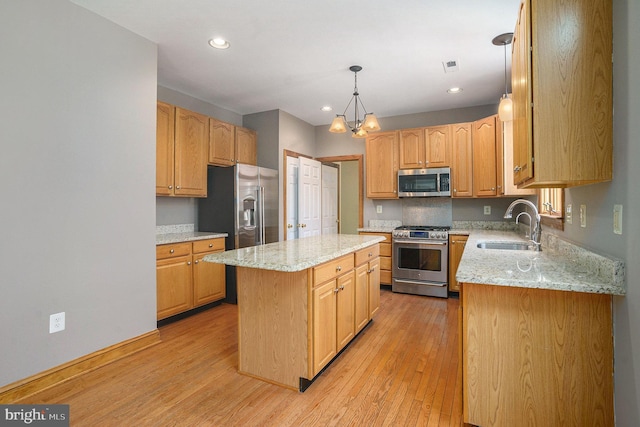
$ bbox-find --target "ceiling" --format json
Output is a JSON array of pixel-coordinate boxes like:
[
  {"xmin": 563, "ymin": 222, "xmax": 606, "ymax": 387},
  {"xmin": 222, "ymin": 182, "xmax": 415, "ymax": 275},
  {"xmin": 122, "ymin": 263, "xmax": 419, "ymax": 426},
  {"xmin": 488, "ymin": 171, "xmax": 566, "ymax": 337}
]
[{"xmin": 70, "ymin": 0, "xmax": 521, "ymax": 126}]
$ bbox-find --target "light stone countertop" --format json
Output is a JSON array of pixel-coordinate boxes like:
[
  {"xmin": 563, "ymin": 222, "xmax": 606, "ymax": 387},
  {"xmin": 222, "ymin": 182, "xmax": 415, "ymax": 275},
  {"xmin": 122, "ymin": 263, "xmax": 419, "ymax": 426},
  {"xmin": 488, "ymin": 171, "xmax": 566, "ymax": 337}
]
[
  {"xmin": 456, "ymin": 230, "xmax": 625, "ymax": 296},
  {"xmin": 203, "ymin": 234, "xmax": 385, "ymax": 272},
  {"xmin": 156, "ymin": 232, "xmax": 227, "ymax": 245}
]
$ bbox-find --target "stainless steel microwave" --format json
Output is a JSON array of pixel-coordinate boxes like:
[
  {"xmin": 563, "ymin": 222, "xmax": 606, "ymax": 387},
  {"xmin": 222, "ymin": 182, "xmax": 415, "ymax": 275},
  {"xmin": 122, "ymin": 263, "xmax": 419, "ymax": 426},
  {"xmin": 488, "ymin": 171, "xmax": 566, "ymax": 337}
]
[{"xmin": 397, "ymin": 167, "xmax": 451, "ymax": 197}]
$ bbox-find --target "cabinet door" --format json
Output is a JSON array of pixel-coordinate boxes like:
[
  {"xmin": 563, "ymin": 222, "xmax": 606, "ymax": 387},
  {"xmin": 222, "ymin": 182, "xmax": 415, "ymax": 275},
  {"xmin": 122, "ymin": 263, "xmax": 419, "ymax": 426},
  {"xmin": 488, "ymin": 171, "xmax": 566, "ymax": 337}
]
[
  {"xmin": 448, "ymin": 235, "xmax": 467, "ymax": 292},
  {"xmin": 313, "ymin": 280, "xmax": 337, "ymax": 375},
  {"xmin": 472, "ymin": 116, "xmax": 498, "ymax": 197},
  {"xmin": 512, "ymin": 0, "xmax": 533, "ymax": 185},
  {"xmin": 398, "ymin": 128, "xmax": 425, "ymax": 169},
  {"xmin": 235, "ymin": 126, "xmax": 257, "ymax": 165},
  {"xmin": 354, "ymin": 264, "xmax": 369, "ymax": 333},
  {"xmin": 156, "ymin": 255, "xmax": 192, "ymax": 320},
  {"xmin": 366, "ymin": 131, "xmax": 399, "ymax": 199},
  {"xmin": 336, "ymin": 272, "xmax": 355, "ymax": 351},
  {"xmin": 192, "ymin": 251, "xmax": 225, "ymax": 306},
  {"xmin": 368, "ymin": 257, "xmax": 381, "ymax": 318},
  {"xmin": 425, "ymin": 125, "xmax": 451, "ymax": 167},
  {"xmin": 208, "ymin": 118, "xmax": 235, "ymax": 166},
  {"xmin": 451, "ymin": 123, "xmax": 473, "ymax": 197},
  {"xmin": 174, "ymin": 108, "xmax": 208, "ymax": 197},
  {"xmin": 156, "ymin": 102, "xmax": 175, "ymax": 196}
]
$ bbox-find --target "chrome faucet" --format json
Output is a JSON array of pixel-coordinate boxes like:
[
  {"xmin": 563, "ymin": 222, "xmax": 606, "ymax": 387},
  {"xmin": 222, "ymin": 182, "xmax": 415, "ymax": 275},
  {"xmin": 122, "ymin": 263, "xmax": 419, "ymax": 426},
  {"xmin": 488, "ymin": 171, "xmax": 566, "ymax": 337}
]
[{"xmin": 504, "ymin": 199, "xmax": 542, "ymax": 251}]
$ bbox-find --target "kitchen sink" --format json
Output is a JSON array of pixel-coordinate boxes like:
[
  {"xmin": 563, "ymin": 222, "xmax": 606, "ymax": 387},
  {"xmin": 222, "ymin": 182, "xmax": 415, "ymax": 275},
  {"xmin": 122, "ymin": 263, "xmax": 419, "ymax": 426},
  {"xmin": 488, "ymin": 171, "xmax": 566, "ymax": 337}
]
[{"xmin": 476, "ymin": 241, "xmax": 532, "ymax": 251}]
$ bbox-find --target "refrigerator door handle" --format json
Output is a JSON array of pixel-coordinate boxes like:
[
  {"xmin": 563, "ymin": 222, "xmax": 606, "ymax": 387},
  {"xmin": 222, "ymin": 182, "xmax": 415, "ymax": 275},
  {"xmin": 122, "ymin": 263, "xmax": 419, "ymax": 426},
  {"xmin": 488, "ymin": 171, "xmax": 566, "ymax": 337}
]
[{"xmin": 258, "ymin": 186, "xmax": 266, "ymax": 245}]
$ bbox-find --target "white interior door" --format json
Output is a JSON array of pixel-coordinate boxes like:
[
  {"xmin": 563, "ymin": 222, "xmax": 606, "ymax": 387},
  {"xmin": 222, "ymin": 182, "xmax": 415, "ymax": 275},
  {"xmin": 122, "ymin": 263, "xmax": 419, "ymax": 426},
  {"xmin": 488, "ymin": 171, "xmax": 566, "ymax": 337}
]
[
  {"xmin": 285, "ymin": 155, "xmax": 299, "ymax": 240},
  {"xmin": 321, "ymin": 164, "xmax": 339, "ymax": 235},
  {"xmin": 298, "ymin": 157, "xmax": 322, "ymax": 237}
]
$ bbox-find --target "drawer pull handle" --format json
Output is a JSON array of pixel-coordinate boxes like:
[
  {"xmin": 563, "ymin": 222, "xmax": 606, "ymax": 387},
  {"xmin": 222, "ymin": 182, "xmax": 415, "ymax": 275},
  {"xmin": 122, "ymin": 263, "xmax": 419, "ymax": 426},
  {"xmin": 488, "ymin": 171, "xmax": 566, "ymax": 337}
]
[
  {"xmin": 368, "ymin": 252, "xmax": 372, "ymax": 257},
  {"xmin": 187, "ymin": 261, "xmax": 191, "ymax": 265},
  {"xmin": 336, "ymin": 266, "xmax": 342, "ymax": 272},
  {"xmin": 194, "ymin": 260, "xmax": 199, "ymax": 264},
  {"xmin": 170, "ymin": 249, "xmax": 174, "ymax": 254},
  {"xmin": 209, "ymin": 243, "xmax": 213, "ymax": 248}
]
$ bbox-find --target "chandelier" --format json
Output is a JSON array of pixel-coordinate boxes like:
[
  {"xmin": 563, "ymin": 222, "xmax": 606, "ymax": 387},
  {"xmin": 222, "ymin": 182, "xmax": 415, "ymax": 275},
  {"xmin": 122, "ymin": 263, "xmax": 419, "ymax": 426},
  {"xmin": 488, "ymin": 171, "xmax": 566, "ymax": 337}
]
[
  {"xmin": 328, "ymin": 65, "xmax": 381, "ymax": 138},
  {"xmin": 492, "ymin": 33, "xmax": 513, "ymax": 122}
]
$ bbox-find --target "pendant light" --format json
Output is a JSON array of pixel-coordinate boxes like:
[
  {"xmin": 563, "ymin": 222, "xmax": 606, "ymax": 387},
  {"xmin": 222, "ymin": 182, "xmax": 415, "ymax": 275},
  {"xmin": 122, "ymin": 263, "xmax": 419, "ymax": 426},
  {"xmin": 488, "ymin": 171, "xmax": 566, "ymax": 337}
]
[
  {"xmin": 492, "ymin": 32, "xmax": 513, "ymax": 122},
  {"xmin": 329, "ymin": 65, "xmax": 381, "ymax": 138}
]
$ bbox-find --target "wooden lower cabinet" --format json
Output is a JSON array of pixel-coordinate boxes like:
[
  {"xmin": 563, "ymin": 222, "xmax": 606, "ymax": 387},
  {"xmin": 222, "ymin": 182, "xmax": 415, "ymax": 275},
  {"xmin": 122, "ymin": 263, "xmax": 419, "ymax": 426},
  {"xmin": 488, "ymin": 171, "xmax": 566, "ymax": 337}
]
[
  {"xmin": 448, "ymin": 235, "xmax": 468, "ymax": 292},
  {"xmin": 461, "ymin": 283, "xmax": 614, "ymax": 426},
  {"xmin": 156, "ymin": 238, "xmax": 225, "ymax": 320},
  {"xmin": 358, "ymin": 232, "xmax": 391, "ymax": 284},
  {"xmin": 156, "ymin": 254, "xmax": 192, "ymax": 319}
]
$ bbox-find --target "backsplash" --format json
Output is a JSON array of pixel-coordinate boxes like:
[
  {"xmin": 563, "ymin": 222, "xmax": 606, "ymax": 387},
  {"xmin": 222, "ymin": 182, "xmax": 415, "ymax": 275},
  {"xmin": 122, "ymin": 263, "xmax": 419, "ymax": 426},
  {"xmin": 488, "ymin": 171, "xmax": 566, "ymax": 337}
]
[
  {"xmin": 402, "ymin": 198, "xmax": 452, "ymax": 226},
  {"xmin": 453, "ymin": 220, "xmax": 519, "ymax": 231}
]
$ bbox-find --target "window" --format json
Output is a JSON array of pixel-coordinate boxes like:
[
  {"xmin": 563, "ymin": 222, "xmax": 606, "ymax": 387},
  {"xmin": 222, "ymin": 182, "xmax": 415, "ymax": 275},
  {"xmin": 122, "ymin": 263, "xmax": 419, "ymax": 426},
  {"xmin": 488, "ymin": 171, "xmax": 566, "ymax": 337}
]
[{"xmin": 538, "ymin": 188, "xmax": 564, "ymax": 230}]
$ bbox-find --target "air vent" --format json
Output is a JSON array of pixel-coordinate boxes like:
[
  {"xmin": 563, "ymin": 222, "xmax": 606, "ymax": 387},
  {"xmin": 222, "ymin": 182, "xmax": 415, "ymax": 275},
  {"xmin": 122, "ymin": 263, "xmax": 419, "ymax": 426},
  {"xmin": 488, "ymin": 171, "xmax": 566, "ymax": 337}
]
[{"xmin": 442, "ymin": 60, "xmax": 459, "ymax": 73}]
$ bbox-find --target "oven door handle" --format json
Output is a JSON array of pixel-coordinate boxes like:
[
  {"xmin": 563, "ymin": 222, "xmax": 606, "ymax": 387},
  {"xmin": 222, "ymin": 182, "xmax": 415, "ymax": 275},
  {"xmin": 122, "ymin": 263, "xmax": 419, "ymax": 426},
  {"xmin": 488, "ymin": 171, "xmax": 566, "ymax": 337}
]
[{"xmin": 393, "ymin": 240, "xmax": 447, "ymax": 245}]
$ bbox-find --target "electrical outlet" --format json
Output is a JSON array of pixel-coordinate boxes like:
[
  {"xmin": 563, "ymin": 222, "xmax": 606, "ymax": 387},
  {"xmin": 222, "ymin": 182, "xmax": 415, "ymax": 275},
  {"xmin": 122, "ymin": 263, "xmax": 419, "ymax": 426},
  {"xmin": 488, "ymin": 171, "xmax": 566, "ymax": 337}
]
[
  {"xmin": 614, "ymin": 204, "xmax": 623, "ymax": 235},
  {"xmin": 566, "ymin": 204, "xmax": 572, "ymax": 224},
  {"xmin": 50, "ymin": 312, "xmax": 65, "ymax": 334},
  {"xmin": 483, "ymin": 205, "xmax": 491, "ymax": 215},
  {"xmin": 580, "ymin": 204, "xmax": 587, "ymax": 228},
  {"xmin": 376, "ymin": 205, "xmax": 382, "ymax": 214}
]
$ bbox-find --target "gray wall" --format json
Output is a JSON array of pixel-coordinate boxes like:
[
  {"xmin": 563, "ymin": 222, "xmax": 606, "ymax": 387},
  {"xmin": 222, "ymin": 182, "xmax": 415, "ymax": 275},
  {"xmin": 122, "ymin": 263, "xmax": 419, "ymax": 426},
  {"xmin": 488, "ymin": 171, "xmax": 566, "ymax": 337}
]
[{"xmin": 0, "ymin": 0, "xmax": 157, "ymax": 386}]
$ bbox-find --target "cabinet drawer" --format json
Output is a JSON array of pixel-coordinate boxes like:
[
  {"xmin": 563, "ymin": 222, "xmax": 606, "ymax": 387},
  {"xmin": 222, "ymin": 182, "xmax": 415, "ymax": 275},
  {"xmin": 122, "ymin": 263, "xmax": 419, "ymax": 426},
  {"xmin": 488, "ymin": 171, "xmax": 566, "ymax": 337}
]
[
  {"xmin": 156, "ymin": 242, "xmax": 191, "ymax": 260},
  {"xmin": 313, "ymin": 254, "xmax": 354, "ymax": 286},
  {"xmin": 380, "ymin": 242, "xmax": 392, "ymax": 257},
  {"xmin": 192, "ymin": 238, "xmax": 225, "ymax": 254},
  {"xmin": 355, "ymin": 245, "xmax": 380, "ymax": 266},
  {"xmin": 380, "ymin": 256, "xmax": 392, "ymax": 271}
]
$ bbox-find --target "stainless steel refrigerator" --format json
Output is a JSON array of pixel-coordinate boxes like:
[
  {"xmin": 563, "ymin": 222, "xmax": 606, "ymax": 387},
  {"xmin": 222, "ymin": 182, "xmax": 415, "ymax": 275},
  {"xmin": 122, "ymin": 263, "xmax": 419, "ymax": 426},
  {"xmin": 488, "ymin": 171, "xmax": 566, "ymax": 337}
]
[{"xmin": 198, "ymin": 164, "xmax": 279, "ymax": 303}]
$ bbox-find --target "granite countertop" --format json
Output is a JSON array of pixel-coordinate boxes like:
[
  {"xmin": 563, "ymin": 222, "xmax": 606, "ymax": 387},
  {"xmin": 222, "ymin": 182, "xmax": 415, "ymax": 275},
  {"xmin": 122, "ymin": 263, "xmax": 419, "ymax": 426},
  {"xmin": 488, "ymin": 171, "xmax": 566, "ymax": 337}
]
[
  {"xmin": 156, "ymin": 231, "xmax": 227, "ymax": 245},
  {"xmin": 456, "ymin": 230, "xmax": 625, "ymax": 296},
  {"xmin": 203, "ymin": 234, "xmax": 385, "ymax": 272}
]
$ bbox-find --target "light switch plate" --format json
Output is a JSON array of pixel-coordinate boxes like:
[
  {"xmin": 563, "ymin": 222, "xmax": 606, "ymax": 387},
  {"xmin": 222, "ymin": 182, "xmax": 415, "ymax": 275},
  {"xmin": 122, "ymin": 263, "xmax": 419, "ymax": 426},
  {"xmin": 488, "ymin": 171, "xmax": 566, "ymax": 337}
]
[
  {"xmin": 614, "ymin": 204, "xmax": 623, "ymax": 234},
  {"xmin": 580, "ymin": 204, "xmax": 587, "ymax": 228},
  {"xmin": 566, "ymin": 204, "xmax": 572, "ymax": 224}
]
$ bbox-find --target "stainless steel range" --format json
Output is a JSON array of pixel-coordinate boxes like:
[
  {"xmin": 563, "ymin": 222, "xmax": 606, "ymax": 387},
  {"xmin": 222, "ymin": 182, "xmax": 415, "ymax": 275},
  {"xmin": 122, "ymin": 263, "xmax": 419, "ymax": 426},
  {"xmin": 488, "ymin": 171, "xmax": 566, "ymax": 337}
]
[{"xmin": 392, "ymin": 225, "xmax": 450, "ymax": 298}]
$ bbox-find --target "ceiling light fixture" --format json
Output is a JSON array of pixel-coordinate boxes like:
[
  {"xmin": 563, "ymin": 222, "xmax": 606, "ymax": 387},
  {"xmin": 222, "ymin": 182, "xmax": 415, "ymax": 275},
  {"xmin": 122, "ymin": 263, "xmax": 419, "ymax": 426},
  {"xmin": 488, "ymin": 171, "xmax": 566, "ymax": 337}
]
[
  {"xmin": 492, "ymin": 32, "xmax": 513, "ymax": 121},
  {"xmin": 329, "ymin": 65, "xmax": 380, "ymax": 138},
  {"xmin": 321, "ymin": 106, "xmax": 333, "ymax": 112},
  {"xmin": 208, "ymin": 38, "xmax": 230, "ymax": 49},
  {"xmin": 447, "ymin": 87, "xmax": 462, "ymax": 94}
]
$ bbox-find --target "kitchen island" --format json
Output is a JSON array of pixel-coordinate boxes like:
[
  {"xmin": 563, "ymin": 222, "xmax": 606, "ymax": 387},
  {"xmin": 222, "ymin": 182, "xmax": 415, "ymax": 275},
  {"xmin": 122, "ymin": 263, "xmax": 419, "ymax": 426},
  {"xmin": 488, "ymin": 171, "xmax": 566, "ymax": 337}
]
[
  {"xmin": 204, "ymin": 234, "xmax": 384, "ymax": 391},
  {"xmin": 456, "ymin": 230, "xmax": 624, "ymax": 426}
]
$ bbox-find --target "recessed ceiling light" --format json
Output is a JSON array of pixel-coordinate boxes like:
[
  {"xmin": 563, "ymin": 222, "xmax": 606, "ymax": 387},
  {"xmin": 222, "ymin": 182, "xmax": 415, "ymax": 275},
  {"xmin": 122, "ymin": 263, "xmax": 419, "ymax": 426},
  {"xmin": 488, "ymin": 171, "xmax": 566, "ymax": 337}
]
[
  {"xmin": 321, "ymin": 106, "xmax": 333, "ymax": 112},
  {"xmin": 447, "ymin": 87, "xmax": 463, "ymax": 94},
  {"xmin": 208, "ymin": 38, "xmax": 230, "ymax": 49}
]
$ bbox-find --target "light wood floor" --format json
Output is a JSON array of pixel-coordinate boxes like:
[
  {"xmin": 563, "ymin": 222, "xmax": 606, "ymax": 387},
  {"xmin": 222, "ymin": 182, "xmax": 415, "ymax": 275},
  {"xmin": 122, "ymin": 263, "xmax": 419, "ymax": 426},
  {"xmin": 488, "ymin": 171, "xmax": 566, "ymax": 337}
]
[{"xmin": 21, "ymin": 289, "xmax": 462, "ymax": 426}]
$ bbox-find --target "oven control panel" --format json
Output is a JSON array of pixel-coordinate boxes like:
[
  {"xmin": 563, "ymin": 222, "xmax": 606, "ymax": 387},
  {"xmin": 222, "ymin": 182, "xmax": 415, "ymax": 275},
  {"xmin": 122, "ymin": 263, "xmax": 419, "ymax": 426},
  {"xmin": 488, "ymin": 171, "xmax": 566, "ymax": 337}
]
[{"xmin": 392, "ymin": 230, "xmax": 448, "ymax": 241}]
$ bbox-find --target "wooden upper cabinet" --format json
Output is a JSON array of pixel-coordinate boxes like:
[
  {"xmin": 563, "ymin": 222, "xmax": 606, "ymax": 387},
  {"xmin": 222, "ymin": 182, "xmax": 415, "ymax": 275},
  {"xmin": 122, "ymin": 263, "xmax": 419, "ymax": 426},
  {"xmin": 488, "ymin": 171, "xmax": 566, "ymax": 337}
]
[
  {"xmin": 398, "ymin": 125, "xmax": 451, "ymax": 169},
  {"xmin": 208, "ymin": 118, "xmax": 235, "ymax": 166},
  {"xmin": 451, "ymin": 123, "xmax": 473, "ymax": 197},
  {"xmin": 425, "ymin": 125, "xmax": 451, "ymax": 167},
  {"xmin": 512, "ymin": 0, "xmax": 612, "ymax": 188},
  {"xmin": 399, "ymin": 128, "xmax": 425, "ymax": 169},
  {"xmin": 366, "ymin": 131, "xmax": 399, "ymax": 199},
  {"xmin": 156, "ymin": 102, "xmax": 175, "ymax": 196},
  {"xmin": 472, "ymin": 115, "xmax": 498, "ymax": 197},
  {"xmin": 235, "ymin": 126, "xmax": 257, "ymax": 166},
  {"xmin": 174, "ymin": 107, "xmax": 208, "ymax": 197}
]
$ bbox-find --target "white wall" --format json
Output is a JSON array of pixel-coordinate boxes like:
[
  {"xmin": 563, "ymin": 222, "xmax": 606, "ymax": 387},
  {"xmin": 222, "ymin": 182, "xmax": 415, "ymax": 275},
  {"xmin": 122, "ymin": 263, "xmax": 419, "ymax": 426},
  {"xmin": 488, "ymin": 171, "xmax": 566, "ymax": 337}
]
[{"xmin": 0, "ymin": 0, "xmax": 157, "ymax": 386}]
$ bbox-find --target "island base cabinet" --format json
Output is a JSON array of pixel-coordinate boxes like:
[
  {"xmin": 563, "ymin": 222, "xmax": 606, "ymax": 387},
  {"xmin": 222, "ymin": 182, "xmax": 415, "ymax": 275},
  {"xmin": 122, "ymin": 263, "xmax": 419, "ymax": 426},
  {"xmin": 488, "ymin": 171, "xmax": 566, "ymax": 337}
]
[
  {"xmin": 237, "ymin": 268, "xmax": 309, "ymax": 390},
  {"xmin": 461, "ymin": 283, "xmax": 614, "ymax": 426}
]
